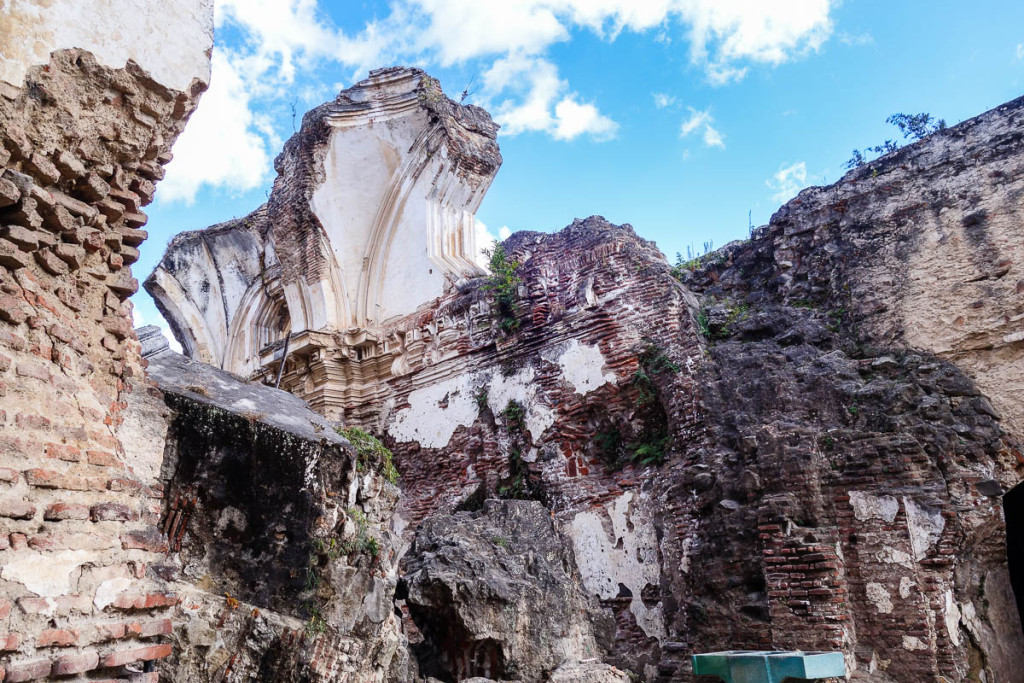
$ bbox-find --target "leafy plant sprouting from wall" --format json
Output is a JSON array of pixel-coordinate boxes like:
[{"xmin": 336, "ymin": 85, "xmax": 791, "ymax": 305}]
[
  {"xmin": 501, "ymin": 399, "xmax": 526, "ymax": 434},
  {"xmin": 844, "ymin": 112, "xmax": 947, "ymax": 169},
  {"xmin": 484, "ymin": 243, "xmax": 522, "ymax": 333},
  {"xmin": 496, "ymin": 399, "xmax": 544, "ymax": 502},
  {"xmin": 625, "ymin": 342, "xmax": 679, "ymax": 467},
  {"xmin": 338, "ymin": 426, "xmax": 399, "ymax": 484},
  {"xmin": 670, "ymin": 241, "xmax": 715, "ymax": 278}
]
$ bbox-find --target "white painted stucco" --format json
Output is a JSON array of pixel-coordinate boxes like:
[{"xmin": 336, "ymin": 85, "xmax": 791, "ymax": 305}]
[
  {"xmin": 0, "ymin": 0, "xmax": 214, "ymax": 91},
  {"xmin": 94, "ymin": 577, "xmax": 134, "ymax": 610},
  {"xmin": 570, "ymin": 490, "xmax": 666, "ymax": 641},
  {"xmin": 486, "ymin": 366, "xmax": 556, "ymax": 441},
  {"xmin": 388, "ymin": 372, "xmax": 481, "ymax": 449},
  {"xmin": 902, "ymin": 635, "xmax": 928, "ymax": 651},
  {"xmin": 865, "ymin": 582, "xmax": 893, "ymax": 614},
  {"xmin": 1, "ymin": 550, "xmax": 92, "ymax": 597},
  {"xmin": 944, "ymin": 589, "xmax": 962, "ymax": 646},
  {"xmin": 875, "ymin": 546, "xmax": 914, "ymax": 569},
  {"xmin": 544, "ymin": 339, "xmax": 615, "ymax": 396},
  {"xmin": 308, "ymin": 70, "xmax": 490, "ymax": 329},
  {"xmin": 388, "ymin": 364, "xmax": 557, "ymax": 449},
  {"xmin": 903, "ymin": 497, "xmax": 945, "ymax": 561},
  {"xmin": 849, "ymin": 490, "xmax": 899, "ymax": 522}
]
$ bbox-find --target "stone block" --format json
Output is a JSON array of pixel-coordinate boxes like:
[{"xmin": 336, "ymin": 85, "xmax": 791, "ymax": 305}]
[
  {"xmin": 99, "ymin": 643, "xmax": 173, "ymax": 668},
  {"xmin": 0, "ymin": 500, "xmax": 37, "ymax": 519},
  {"xmin": 0, "ymin": 238, "xmax": 30, "ymax": 269},
  {"xmin": 25, "ymin": 153, "xmax": 60, "ymax": 186}
]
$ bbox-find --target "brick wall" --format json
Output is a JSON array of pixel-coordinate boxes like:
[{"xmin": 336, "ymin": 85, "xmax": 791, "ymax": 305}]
[{"xmin": 0, "ymin": 49, "xmax": 204, "ymax": 681}]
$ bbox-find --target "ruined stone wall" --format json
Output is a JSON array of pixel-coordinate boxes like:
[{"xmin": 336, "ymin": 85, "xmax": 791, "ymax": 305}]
[
  {"xmin": 140, "ymin": 68, "xmax": 1024, "ymax": 681},
  {"xmin": 0, "ymin": 11, "xmax": 211, "ymax": 679},
  {"xmin": 137, "ymin": 334, "xmax": 411, "ymax": 682},
  {"xmin": 676, "ymin": 95, "xmax": 1024, "ymax": 682},
  {"xmin": 146, "ymin": 67, "xmax": 502, "ymax": 378},
  {"xmin": 283, "ymin": 217, "xmax": 705, "ymax": 680},
  {"xmin": 318, "ymin": 98, "xmax": 1024, "ymax": 680},
  {"xmin": 735, "ymin": 95, "xmax": 1024, "ymax": 439}
]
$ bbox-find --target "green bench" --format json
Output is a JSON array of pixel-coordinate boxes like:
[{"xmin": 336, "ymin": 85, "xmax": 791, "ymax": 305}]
[{"xmin": 692, "ymin": 650, "xmax": 846, "ymax": 683}]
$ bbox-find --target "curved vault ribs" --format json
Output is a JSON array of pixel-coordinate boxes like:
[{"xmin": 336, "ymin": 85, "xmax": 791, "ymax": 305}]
[
  {"xmin": 358, "ymin": 121, "xmax": 446, "ymax": 328},
  {"xmin": 225, "ymin": 264, "xmax": 287, "ymax": 376},
  {"xmin": 287, "ymin": 228, "xmax": 351, "ymax": 332},
  {"xmin": 361, "ymin": 133, "xmax": 487, "ymax": 328},
  {"xmin": 148, "ymin": 267, "xmax": 220, "ymax": 364},
  {"xmin": 147, "ymin": 65, "xmax": 501, "ymax": 384}
]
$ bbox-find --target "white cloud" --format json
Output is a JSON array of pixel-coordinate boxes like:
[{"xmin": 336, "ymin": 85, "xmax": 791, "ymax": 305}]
[
  {"xmin": 702, "ymin": 125, "xmax": 724, "ymax": 148},
  {"xmin": 162, "ymin": 0, "xmax": 835, "ymax": 201},
  {"xmin": 679, "ymin": 107, "xmax": 724, "ymax": 149},
  {"xmin": 1018, "ymin": 43, "xmax": 1024, "ymax": 61},
  {"xmin": 680, "ymin": 107, "xmax": 711, "ymax": 136},
  {"xmin": 474, "ymin": 218, "xmax": 498, "ymax": 269},
  {"xmin": 474, "ymin": 218, "xmax": 514, "ymax": 269},
  {"xmin": 839, "ymin": 31, "xmax": 874, "ymax": 47},
  {"xmin": 653, "ymin": 92, "xmax": 677, "ymax": 108},
  {"xmin": 484, "ymin": 54, "xmax": 617, "ymax": 140},
  {"xmin": 159, "ymin": 50, "xmax": 272, "ymax": 204},
  {"xmin": 677, "ymin": 0, "xmax": 833, "ymax": 77},
  {"xmin": 553, "ymin": 97, "xmax": 618, "ymax": 140},
  {"xmin": 767, "ymin": 161, "xmax": 808, "ymax": 203}
]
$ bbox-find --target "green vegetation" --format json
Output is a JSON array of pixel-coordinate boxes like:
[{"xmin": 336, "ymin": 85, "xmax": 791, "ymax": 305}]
[
  {"xmin": 338, "ymin": 426, "xmax": 398, "ymax": 484},
  {"xmin": 340, "ymin": 508, "xmax": 380, "ymax": 558},
  {"xmin": 495, "ymin": 399, "xmax": 543, "ymax": 501},
  {"xmin": 302, "ymin": 506, "xmax": 381, "ymax": 635},
  {"xmin": 474, "ymin": 388, "xmax": 489, "ymax": 411},
  {"xmin": 844, "ymin": 112, "xmax": 946, "ymax": 169},
  {"xmin": 670, "ymin": 241, "xmax": 715, "ymax": 278},
  {"xmin": 304, "ymin": 606, "xmax": 327, "ymax": 638},
  {"xmin": 594, "ymin": 429, "xmax": 622, "ymax": 462},
  {"xmin": 484, "ymin": 243, "xmax": 522, "ymax": 333},
  {"xmin": 501, "ymin": 399, "xmax": 526, "ymax": 434},
  {"xmin": 631, "ymin": 343, "xmax": 679, "ymax": 408},
  {"xmin": 630, "ymin": 435, "xmax": 671, "ymax": 467},
  {"xmin": 597, "ymin": 342, "xmax": 679, "ymax": 469},
  {"xmin": 695, "ymin": 300, "xmax": 749, "ymax": 341},
  {"xmin": 491, "ymin": 535, "xmax": 509, "ymax": 548},
  {"xmin": 695, "ymin": 309, "xmax": 711, "ymax": 338},
  {"xmin": 497, "ymin": 446, "xmax": 535, "ymax": 500}
]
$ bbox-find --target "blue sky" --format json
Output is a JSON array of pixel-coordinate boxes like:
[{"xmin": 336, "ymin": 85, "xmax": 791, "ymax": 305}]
[{"xmin": 133, "ymin": 0, "xmax": 1024, "ymax": 335}]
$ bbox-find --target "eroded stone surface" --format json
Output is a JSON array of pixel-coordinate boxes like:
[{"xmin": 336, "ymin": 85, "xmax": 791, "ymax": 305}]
[
  {"xmin": 401, "ymin": 500, "xmax": 615, "ymax": 682},
  {"xmin": 137, "ymin": 71, "xmax": 1024, "ymax": 683},
  {"xmin": 141, "ymin": 334, "xmax": 409, "ymax": 682}
]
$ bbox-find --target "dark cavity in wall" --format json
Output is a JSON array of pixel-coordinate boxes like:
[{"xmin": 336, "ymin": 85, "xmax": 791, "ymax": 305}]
[
  {"xmin": 1005, "ymin": 481, "xmax": 1024, "ymax": 636},
  {"xmin": 404, "ymin": 609, "xmax": 507, "ymax": 683}
]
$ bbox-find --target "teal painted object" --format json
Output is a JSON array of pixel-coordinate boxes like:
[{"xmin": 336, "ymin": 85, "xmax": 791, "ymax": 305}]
[{"xmin": 692, "ymin": 650, "xmax": 846, "ymax": 683}]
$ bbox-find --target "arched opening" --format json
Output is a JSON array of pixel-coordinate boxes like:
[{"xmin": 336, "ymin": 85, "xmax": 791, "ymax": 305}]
[
  {"xmin": 1005, "ymin": 481, "xmax": 1024, "ymax": 635},
  {"xmin": 255, "ymin": 296, "xmax": 290, "ymax": 354}
]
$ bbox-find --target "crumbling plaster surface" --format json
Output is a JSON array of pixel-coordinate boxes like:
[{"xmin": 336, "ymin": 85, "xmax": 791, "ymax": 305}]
[
  {"xmin": 761, "ymin": 95, "xmax": 1024, "ymax": 440},
  {"xmin": 570, "ymin": 491, "xmax": 666, "ymax": 642},
  {"xmin": 148, "ymin": 81, "xmax": 1024, "ymax": 681},
  {"xmin": 385, "ymin": 360, "xmax": 563, "ymax": 450},
  {"xmin": 147, "ymin": 67, "xmax": 502, "ymax": 375},
  {"xmin": 0, "ymin": 0, "xmax": 214, "ymax": 91},
  {"xmin": 401, "ymin": 500, "xmax": 623, "ymax": 682}
]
